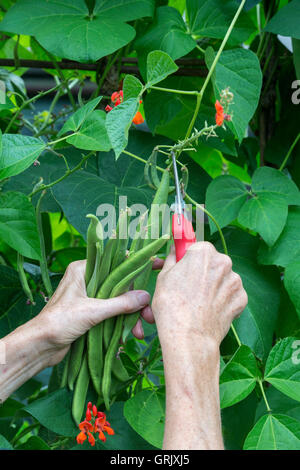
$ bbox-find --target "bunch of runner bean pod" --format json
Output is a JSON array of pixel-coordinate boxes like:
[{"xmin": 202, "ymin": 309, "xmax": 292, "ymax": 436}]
[{"xmin": 62, "ymin": 169, "xmax": 170, "ymax": 424}]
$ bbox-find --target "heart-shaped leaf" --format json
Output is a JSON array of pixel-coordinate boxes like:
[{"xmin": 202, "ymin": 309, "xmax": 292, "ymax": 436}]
[
  {"xmin": 206, "ymin": 47, "xmax": 262, "ymax": 142},
  {"xmin": 58, "ymin": 96, "xmax": 102, "ymax": 136},
  {"xmin": 258, "ymin": 207, "xmax": 300, "ymax": 267},
  {"xmin": 284, "ymin": 261, "xmax": 300, "ymax": 320},
  {"xmin": 264, "ymin": 337, "xmax": 300, "ymax": 402},
  {"xmin": 124, "ymin": 389, "xmax": 165, "ymax": 449},
  {"xmin": 0, "ymin": 0, "xmax": 155, "ymax": 62},
  {"xmin": 106, "ymin": 98, "xmax": 139, "ymax": 158},
  {"xmin": 0, "ymin": 191, "xmax": 41, "ymax": 260},
  {"xmin": 244, "ymin": 414, "xmax": 300, "ymax": 450},
  {"xmin": 66, "ymin": 110, "xmax": 111, "ymax": 151},
  {"xmin": 123, "ymin": 75, "xmax": 143, "ymax": 101},
  {"xmin": 220, "ymin": 345, "xmax": 260, "ymax": 409},
  {"xmin": 0, "ymin": 134, "xmax": 46, "ymax": 180},
  {"xmin": 146, "ymin": 50, "xmax": 178, "ymax": 87}
]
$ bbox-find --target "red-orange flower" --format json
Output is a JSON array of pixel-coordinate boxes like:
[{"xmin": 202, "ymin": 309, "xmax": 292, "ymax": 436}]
[
  {"xmin": 132, "ymin": 111, "xmax": 144, "ymax": 125},
  {"xmin": 76, "ymin": 404, "xmax": 115, "ymax": 447},
  {"xmin": 105, "ymin": 88, "xmax": 144, "ymax": 125},
  {"xmin": 76, "ymin": 431, "xmax": 87, "ymax": 445},
  {"xmin": 215, "ymin": 100, "xmax": 225, "ymax": 126}
]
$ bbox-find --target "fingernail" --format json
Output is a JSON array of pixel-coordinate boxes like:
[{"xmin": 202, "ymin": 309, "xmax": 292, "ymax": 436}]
[{"xmin": 137, "ymin": 292, "xmax": 150, "ymax": 307}]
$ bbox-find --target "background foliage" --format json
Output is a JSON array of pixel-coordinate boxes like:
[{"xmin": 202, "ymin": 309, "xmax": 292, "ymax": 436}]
[{"xmin": 0, "ymin": 0, "xmax": 299, "ymax": 450}]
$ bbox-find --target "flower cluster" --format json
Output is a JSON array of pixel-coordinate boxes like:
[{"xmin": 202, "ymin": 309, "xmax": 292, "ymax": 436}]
[
  {"xmin": 105, "ymin": 89, "xmax": 144, "ymax": 125},
  {"xmin": 76, "ymin": 402, "xmax": 114, "ymax": 447},
  {"xmin": 215, "ymin": 87, "xmax": 233, "ymax": 127}
]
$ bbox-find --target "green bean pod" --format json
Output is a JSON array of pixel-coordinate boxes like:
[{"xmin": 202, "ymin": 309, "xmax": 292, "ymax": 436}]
[
  {"xmin": 68, "ymin": 335, "xmax": 85, "ymax": 391},
  {"xmin": 102, "ymin": 314, "xmax": 124, "ymax": 410},
  {"xmin": 96, "ymin": 235, "xmax": 168, "ymax": 300},
  {"xmin": 86, "ymin": 241, "xmax": 103, "ymax": 298},
  {"xmin": 87, "ymin": 322, "xmax": 104, "ymax": 395},
  {"xmin": 122, "ymin": 312, "xmax": 140, "ymax": 343},
  {"xmin": 85, "ymin": 214, "xmax": 104, "ymax": 285},
  {"xmin": 144, "ymin": 169, "xmax": 170, "ymax": 246},
  {"xmin": 104, "ymin": 260, "xmax": 151, "ymax": 350},
  {"xmin": 72, "ymin": 353, "xmax": 90, "ymax": 425},
  {"xmin": 111, "ymin": 208, "xmax": 130, "ymax": 271},
  {"xmin": 97, "ymin": 232, "xmax": 117, "ymax": 286},
  {"xmin": 150, "ymin": 149, "xmax": 161, "ymax": 189},
  {"xmin": 60, "ymin": 351, "xmax": 70, "ymax": 389},
  {"xmin": 111, "ymin": 355, "xmax": 130, "ymax": 382}
]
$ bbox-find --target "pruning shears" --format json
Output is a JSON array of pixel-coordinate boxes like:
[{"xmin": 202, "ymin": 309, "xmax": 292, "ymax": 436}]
[{"xmin": 171, "ymin": 152, "xmax": 196, "ymax": 262}]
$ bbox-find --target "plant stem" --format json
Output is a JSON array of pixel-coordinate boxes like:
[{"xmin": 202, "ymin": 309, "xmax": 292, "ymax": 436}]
[
  {"xmin": 184, "ymin": 93, "xmax": 202, "ymax": 141},
  {"xmin": 46, "ymin": 52, "xmax": 76, "ymax": 110},
  {"xmin": 149, "ymin": 85, "xmax": 199, "ymax": 96},
  {"xmin": 5, "ymin": 83, "xmax": 62, "ymax": 133},
  {"xmin": 258, "ymin": 379, "xmax": 271, "ymax": 413},
  {"xmin": 184, "ymin": 193, "xmax": 228, "ymax": 255},
  {"xmin": 47, "ymin": 133, "xmax": 77, "ymax": 147},
  {"xmin": 36, "ymin": 191, "xmax": 53, "ymax": 298},
  {"xmin": 230, "ymin": 324, "xmax": 242, "ymax": 347},
  {"xmin": 199, "ymin": 0, "xmax": 247, "ymax": 101},
  {"xmin": 279, "ymin": 132, "xmax": 300, "ymax": 171},
  {"xmin": 122, "ymin": 149, "xmax": 165, "ymax": 172},
  {"xmin": 29, "ymin": 151, "xmax": 95, "ymax": 198},
  {"xmin": 92, "ymin": 50, "xmax": 122, "ymax": 99},
  {"xmin": 17, "ymin": 253, "xmax": 34, "ymax": 304}
]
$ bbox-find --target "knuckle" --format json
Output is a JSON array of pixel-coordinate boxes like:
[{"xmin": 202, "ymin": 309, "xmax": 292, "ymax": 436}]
[
  {"xmin": 66, "ymin": 260, "xmax": 85, "ymax": 276},
  {"xmin": 220, "ymin": 254, "xmax": 232, "ymax": 270},
  {"xmin": 231, "ymin": 272, "xmax": 243, "ymax": 289}
]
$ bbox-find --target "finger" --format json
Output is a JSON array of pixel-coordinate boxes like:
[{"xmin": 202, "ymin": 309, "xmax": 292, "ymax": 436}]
[
  {"xmin": 152, "ymin": 257, "xmax": 164, "ymax": 270},
  {"xmin": 85, "ymin": 290, "xmax": 150, "ymax": 323},
  {"xmin": 161, "ymin": 245, "xmax": 176, "ymax": 273},
  {"xmin": 141, "ymin": 305, "xmax": 155, "ymax": 324},
  {"xmin": 132, "ymin": 318, "xmax": 144, "ymax": 340},
  {"xmin": 48, "ymin": 260, "xmax": 87, "ymax": 304}
]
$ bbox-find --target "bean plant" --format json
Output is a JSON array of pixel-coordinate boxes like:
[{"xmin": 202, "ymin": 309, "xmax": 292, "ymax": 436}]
[{"xmin": 0, "ymin": 0, "xmax": 299, "ymax": 451}]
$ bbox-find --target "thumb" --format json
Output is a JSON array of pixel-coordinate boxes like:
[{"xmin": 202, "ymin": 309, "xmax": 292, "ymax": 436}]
[{"xmin": 85, "ymin": 290, "xmax": 150, "ymax": 324}]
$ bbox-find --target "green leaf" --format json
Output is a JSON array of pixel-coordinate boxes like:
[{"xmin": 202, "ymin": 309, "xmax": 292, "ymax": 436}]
[
  {"xmin": 187, "ymin": 0, "xmax": 255, "ymax": 43},
  {"xmin": 0, "ymin": 0, "xmax": 155, "ymax": 62},
  {"xmin": 135, "ymin": 6, "xmax": 196, "ymax": 75},
  {"xmin": 221, "ymin": 391, "xmax": 258, "ymax": 450},
  {"xmin": 0, "ymin": 296, "xmax": 44, "ymax": 338},
  {"xmin": 258, "ymin": 207, "xmax": 300, "ymax": 267},
  {"xmin": 0, "ymin": 134, "xmax": 46, "ymax": 180},
  {"xmin": 123, "ymin": 75, "xmax": 143, "ymax": 101},
  {"xmin": 206, "ymin": 47, "xmax": 262, "ymax": 142},
  {"xmin": 25, "ymin": 388, "xmax": 77, "ymax": 437},
  {"xmin": 0, "ymin": 434, "xmax": 13, "ymax": 449},
  {"xmin": 265, "ymin": 0, "xmax": 300, "ymax": 40},
  {"xmin": 284, "ymin": 261, "xmax": 300, "ymax": 320},
  {"xmin": 215, "ymin": 230, "xmax": 281, "ymax": 361},
  {"xmin": 51, "ymin": 131, "xmax": 157, "ymax": 237},
  {"xmin": 293, "ymin": 38, "xmax": 300, "ymax": 80},
  {"xmin": 146, "ymin": 50, "xmax": 178, "ymax": 87},
  {"xmin": 238, "ymin": 192, "xmax": 288, "ymax": 247},
  {"xmin": 17, "ymin": 436, "xmax": 51, "ymax": 450},
  {"xmin": 244, "ymin": 414, "xmax": 300, "ymax": 450},
  {"xmin": 205, "ymin": 175, "xmax": 248, "ymax": 233},
  {"xmin": 0, "ymin": 265, "xmax": 21, "ymax": 316},
  {"xmin": 256, "ymin": 388, "xmax": 300, "ymax": 424},
  {"xmin": 0, "ymin": 191, "xmax": 41, "ymax": 260},
  {"xmin": 106, "ymin": 98, "xmax": 139, "ymax": 158},
  {"xmin": 66, "ymin": 110, "xmax": 111, "ymax": 151},
  {"xmin": 124, "ymin": 389, "xmax": 165, "ymax": 449},
  {"xmin": 58, "ymin": 96, "xmax": 102, "ymax": 136},
  {"xmin": 220, "ymin": 345, "xmax": 260, "ymax": 409},
  {"xmin": 264, "ymin": 337, "xmax": 300, "ymax": 402}
]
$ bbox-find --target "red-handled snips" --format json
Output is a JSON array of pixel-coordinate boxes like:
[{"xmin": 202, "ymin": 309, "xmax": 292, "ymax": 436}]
[{"xmin": 171, "ymin": 152, "xmax": 196, "ymax": 262}]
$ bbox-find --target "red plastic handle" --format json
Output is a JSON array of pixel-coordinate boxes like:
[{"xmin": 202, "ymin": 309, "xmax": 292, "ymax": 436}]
[{"xmin": 172, "ymin": 213, "xmax": 196, "ymax": 262}]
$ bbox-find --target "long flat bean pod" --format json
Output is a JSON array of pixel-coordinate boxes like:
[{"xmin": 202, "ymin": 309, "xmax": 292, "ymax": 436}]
[{"xmin": 72, "ymin": 353, "xmax": 90, "ymax": 425}]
